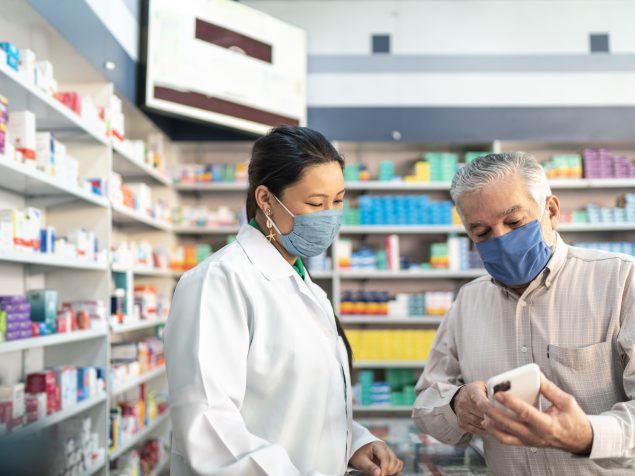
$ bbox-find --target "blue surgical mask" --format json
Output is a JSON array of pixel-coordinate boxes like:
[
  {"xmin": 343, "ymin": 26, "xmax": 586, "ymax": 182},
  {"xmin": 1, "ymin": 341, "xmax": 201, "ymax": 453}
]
[
  {"xmin": 267, "ymin": 195, "xmax": 342, "ymax": 258},
  {"xmin": 475, "ymin": 219, "xmax": 551, "ymax": 286}
]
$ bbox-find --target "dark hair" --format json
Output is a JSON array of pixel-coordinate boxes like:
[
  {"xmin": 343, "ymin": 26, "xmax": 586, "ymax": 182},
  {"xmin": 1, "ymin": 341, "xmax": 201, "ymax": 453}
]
[
  {"xmin": 246, "ymin": 125, "xmax": 344, "ymax": 220},
  {"xmin": 246, "ymin": 125, "xmax": 352, "ymax": 374}
]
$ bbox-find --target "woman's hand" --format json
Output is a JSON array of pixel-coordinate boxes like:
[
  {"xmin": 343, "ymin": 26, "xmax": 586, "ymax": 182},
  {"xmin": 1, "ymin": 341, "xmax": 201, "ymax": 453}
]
[{"xmin": 349, "ymin": 441, "xmax": 404, "ymax": 476}]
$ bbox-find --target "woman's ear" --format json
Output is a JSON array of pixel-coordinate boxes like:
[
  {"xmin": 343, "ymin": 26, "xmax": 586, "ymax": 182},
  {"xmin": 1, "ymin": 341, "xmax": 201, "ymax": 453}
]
[{"xmin": 254, "ymin": 185, "xmax": 273, "ymax": 215}]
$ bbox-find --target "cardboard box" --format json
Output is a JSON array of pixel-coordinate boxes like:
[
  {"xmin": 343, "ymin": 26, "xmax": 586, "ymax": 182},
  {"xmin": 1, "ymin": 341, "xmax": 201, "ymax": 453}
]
[
  {"xmin": 0, "ymin": 383, "xmax": 25, "ymax": 418},
  {"xmin": 27, "ymin": 289, "xmax": 58, "ymax": 326},
  {"xmin": 8, "ymin": 111, "xmax": 36, "ymax": 163}
]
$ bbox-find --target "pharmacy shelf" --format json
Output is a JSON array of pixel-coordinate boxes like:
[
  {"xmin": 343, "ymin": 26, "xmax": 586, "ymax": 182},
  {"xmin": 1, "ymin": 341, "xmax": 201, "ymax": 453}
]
[
  {"xmin": 111, "ymin": 203, "xmax": 172, "ymax": 232},
  {"xmin": 339, "ymin": 269, "xmax": 485, "ymax": 280},
  {"xmin": 175, "ymin": 182, "xmax": 249, "ymax": 192},
  {"xmin": 0, "ymin": 328, "xmax": 108, "ymax": 354},
  {"xmin": 112, "ymin": 141, "xmax": 171, "ymax": 187},
  {"xmin": 341, "ymin": 316, "xmax": 444, "ymax": 325},
  {"xmin": 0, "ymin": 61, "xmax": 109, "ymax": 145},
  {"xmin": 173, "ymin": 225, "xmax": 242, "ymax": 235},
  {"xmin": 148, "ymin": 456, "xmax": 170, "ymax": 476},
  {"xmin": 79, "ymin": 453, "xmax": 107, "ymax": 476},
  {"xmin": 109, "ymin": 411, "xmax": 170, "ymax": 461},
  {"xmin": 8, "ymin": 393, "xmax": 107, "ymax": 439},
  {"xmin": 111, "ymin": 265, "xmax": 179, "ymax": 278},
  {"xmin": 111, "ymin": 365, "xmax": 166, "ymax": 397},
  {"xmin": 558, "ymin": 223, "xmax": 635, "ymax": 232},
  {"xmin": 353, "ymin": 405, "xmax": 413, "ymax": 413},
  {"xmin": 0, "ymin": 250, "xmax": 108, "ymax": 271},
  {"xmin": 0, "ymin": 155, "xmax": 109, "ymax": 208},
  {"xmin": 548, "ymin": 179, "xmax": 635, "ymax": 189},
  {"xmin": 344, "ymin": 179, "xmax": 635, "ymax": 192},
  {"xmin": 340, "ymin": 225, "xmax": 464, "ymax": 235},
  {"xmin": 309, "ymin": 271, "xmax": 334, "ymax": 279},
  {"xmin": 345, "ymin": 181, "xmax": 452, "ymax": 191},
  {"xmin": 110, "ymin": 319, "xmax": 167, "ymax": 334},
  {"xmin": 353, "ymin": 361, "xmax": 425, "ymax": 369}
]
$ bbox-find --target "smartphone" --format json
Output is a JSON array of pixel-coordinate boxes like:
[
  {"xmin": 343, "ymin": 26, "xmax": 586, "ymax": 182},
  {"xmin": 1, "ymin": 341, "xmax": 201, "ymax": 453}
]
[{"xmin": 486, "ymin": 363, "xmax": 541, "ymax": 413}]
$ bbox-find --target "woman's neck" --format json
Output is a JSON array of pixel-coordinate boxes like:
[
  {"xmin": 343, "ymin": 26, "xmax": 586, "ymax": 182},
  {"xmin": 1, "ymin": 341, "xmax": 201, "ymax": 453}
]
[{"xmin": 254, "ymin": 214, "xmax": 297, "ymax": 265}]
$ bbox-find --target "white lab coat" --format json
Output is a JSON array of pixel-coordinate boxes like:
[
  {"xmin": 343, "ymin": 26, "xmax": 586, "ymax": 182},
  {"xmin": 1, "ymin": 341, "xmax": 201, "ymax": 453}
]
[{"xmin": 164, "ymin": 225, "xmax": 378, "ymax": 475}]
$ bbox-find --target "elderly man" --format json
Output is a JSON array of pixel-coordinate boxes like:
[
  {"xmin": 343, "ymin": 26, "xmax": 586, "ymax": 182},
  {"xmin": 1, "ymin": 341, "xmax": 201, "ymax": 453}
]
[{"xmin": 413, "ymin": 152, "xmax": 635, "ymax": 475}]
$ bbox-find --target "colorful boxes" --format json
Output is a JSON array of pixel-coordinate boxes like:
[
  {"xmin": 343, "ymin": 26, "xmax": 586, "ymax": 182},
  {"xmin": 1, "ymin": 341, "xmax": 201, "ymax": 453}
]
[
  {"xmin": 0, "ymin": 383, "xmax": 25, "ymax": 419},
  {"xmin": 0, "ymin": 94, "xmax": 7, "ymax": 156}
]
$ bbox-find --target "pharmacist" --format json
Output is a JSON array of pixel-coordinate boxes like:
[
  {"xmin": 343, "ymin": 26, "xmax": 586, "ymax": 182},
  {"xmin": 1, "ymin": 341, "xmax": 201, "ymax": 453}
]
[
  {"xmin": 413, "ymin": 152, "xmax": 635, "ymax": 475},
  {"xmin": 165, "ymin": 126, "xmax": 403, "ymax": 476}
]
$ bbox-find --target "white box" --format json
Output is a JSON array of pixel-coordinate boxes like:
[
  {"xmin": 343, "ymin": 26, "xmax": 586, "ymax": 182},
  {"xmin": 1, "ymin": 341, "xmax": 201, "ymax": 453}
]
[
  {"xmin": 128, "ymin": 183, "xmax": 152, "ymax": 213},
  {"xmin": 36, "ymin": 132, "xmax": 55, "ymax": 176},
  {"xmin": 8, "ymin": 111, "xmax": 36, "ymax": 164},
  {"xmin": 19, "ymin": 48, "xmax": 36, "ymax": 83},
  {"xmin": 24, "ymin": 207, "xmax": 42, "ymax": 251},
  {"xmin": 0, "ymin": 209, "xmax": 15, "ymax": 251},
  {"xmin": 69, "ymin": 229, "xmax": 89, "ymax": 259},
  {"xmin": 0, "ymin": 383, "xmax": 25, "ymax": 418},
  {"xmin": 34, "ymin": 61, "xmax": 54, "ymax": 94}
]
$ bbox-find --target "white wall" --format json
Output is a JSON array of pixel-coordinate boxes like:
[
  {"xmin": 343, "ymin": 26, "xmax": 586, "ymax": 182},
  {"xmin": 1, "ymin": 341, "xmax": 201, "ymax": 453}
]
[
  {"xmin": 242, "ymin": 0, "xmax": 635, "ymax": 55},
  {"xmin": 243, "ymin": 0, "xmax": 635, "ymax": 108}
]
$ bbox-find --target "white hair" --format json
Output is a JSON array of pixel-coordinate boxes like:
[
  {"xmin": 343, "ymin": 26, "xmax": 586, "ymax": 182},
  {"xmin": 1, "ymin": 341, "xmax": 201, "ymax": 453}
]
[{"xmin": 450, "ymin": 152, "xmax": 551, "ymax": 218}]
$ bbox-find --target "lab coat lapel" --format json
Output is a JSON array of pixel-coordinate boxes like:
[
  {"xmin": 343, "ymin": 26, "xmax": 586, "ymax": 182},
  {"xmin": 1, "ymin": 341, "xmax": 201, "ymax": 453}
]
[{"xmin": 236, "ymin": 225, "xmax": 331, "ymax": 321}]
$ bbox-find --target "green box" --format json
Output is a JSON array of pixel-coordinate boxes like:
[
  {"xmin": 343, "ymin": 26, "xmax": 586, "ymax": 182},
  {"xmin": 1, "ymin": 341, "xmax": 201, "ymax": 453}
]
[{"xmin": 27, "ymin": 289, "xmax": 58, "ymax": 325}]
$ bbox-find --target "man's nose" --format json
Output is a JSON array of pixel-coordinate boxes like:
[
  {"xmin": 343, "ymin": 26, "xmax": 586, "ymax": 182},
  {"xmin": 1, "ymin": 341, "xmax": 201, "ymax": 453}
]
[{"xmin": 490, "ymin": 225, "xmax": 512, "ymax": 239}]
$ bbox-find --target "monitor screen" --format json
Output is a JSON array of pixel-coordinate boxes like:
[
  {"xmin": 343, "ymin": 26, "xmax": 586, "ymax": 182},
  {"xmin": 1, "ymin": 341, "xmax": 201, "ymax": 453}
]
[{"xmin": 144, "ymin": 0, "xmax": 307, "ymax": 135}]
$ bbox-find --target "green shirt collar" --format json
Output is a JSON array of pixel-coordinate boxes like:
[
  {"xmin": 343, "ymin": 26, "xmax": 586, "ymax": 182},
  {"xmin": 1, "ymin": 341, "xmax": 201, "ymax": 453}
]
[{"xmin": 249, "ymin": 218, "xmax": 306, "ymax": 280}]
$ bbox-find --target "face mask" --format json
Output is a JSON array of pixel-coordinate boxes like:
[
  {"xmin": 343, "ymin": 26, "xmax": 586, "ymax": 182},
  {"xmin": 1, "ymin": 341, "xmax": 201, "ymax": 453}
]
[
  {"xmin": 266, "ymin": 195, "xmax": 343, "ymax": 258},
  {"xmin": 475, "ymin": 219, "xmax": 551, "ymax": 286}
]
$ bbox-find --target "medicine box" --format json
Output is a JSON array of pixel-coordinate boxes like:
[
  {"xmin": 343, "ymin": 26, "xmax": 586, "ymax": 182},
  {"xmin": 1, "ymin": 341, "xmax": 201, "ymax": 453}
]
[
  {"xmin": 0, "ymin": 383, "xmax": 25, "ymax": 419},
  {"xmin": 27, "ymin": 289, "xmax": 58, "ymax": 326},
  {"xmin": 8, "ymin": 110, "xmax": 36, "ymax": 163}
]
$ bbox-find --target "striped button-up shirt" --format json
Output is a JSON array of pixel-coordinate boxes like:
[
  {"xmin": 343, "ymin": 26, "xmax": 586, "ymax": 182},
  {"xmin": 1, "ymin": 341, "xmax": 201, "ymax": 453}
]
[{"xmin": 413, "ymin": 234, "xmax": 635, "ymax": 475}]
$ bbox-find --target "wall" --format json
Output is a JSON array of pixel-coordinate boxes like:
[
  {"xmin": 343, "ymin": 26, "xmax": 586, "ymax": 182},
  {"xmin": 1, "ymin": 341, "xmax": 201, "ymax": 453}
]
[{"xmin": 243, "ymin": 0, "xmax": 635, "ymax": 141}]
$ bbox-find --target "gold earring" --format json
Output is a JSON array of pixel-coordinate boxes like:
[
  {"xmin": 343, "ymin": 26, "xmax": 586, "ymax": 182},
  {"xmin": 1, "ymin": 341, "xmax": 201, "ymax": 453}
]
[{"xmin": 265, "ymin": 209, "xmax": 276, "ymax": 242}]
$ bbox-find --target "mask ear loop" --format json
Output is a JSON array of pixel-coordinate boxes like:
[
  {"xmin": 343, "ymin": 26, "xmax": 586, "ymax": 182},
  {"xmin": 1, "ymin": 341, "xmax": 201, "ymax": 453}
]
[{"xmin": 273, "ymin": 195, "xmax": 295, "ymax": 218}]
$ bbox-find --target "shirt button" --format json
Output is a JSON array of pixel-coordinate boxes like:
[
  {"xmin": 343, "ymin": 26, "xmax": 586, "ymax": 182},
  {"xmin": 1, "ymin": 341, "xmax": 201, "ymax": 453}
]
[
  {"xmin": 521, "ymin": 346, "xmax": 528, "ymax": 353},
  {"xmin": 519, "ymin": 301, "xmax": 527, "ymax": 307},
  {"xmin": 530, "ymin": 448, "xmax": 538, "ymax": 453}
]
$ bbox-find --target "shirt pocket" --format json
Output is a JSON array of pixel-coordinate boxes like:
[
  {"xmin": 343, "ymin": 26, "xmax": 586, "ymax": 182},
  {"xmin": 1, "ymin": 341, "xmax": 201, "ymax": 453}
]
[{"xmin": 548, "ymin": 341, "xmax": 625, "ymax": 415}]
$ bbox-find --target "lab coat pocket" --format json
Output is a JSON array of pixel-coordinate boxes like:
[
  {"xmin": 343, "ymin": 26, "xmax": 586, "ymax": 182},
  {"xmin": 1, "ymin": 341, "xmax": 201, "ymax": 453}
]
[{"xmin": 548, "ymin": 341, "xmax": 625, "ymax": 414}]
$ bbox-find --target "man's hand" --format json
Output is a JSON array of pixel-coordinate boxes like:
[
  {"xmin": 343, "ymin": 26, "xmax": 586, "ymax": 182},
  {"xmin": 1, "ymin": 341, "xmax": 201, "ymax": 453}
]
[
  {"xmin": 477, "ymin": 373, "xmax": 594, "ymax": 454},
  {"xmin": 450, "ymin": 381, "xmax": 488, "ymax": 436},
  {"xmin": 349, "ymin": 441, "xmax": 404, "ymax": 476}
]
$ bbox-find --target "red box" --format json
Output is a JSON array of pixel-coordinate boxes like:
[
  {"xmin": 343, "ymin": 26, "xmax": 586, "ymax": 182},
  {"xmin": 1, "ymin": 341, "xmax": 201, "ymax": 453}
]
[
  {"xmin": 0, "ymin": 402, "xmax": 12, "ymax": 423},
  {"xmin": 25, "ymin": 370, "xmax": 56, "ymax": 395}
]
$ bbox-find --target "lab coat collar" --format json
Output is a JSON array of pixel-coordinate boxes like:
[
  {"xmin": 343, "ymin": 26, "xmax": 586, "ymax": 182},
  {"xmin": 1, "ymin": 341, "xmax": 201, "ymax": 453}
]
[
  {"xmin": 235, "ymin": 225, "xmax": 295, "ymax": 280},
  {"xmin": 236, "ymin": 225, "xmax": 335, "ymax": 326}
]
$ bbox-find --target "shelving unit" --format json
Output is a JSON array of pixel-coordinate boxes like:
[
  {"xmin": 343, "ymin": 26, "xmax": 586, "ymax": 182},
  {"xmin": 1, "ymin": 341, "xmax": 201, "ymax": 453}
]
[
  {"xmin": 7, "ymin": 393, "xmax": 107, "ymax": 439},
  {"xmin": 341, "ymin": 316, "xmax": 443, "ymax": 326},
  {"xmin": 108, "ymin": 411, "xmax": 170, "ymax": 461},
  {"xmin": 173, "ymin": 225, "xmax": 241, "ymax": 235},
  {"xmin": 353, "ymin": 361, "xmax": 425, "ymax": 369},
  {"xmin": 0, "ymin": 328, "xmax": 108, "ymax": 354},
  {"xmin": 339, "ymin": 269, "xmax": 485, "ymax": 280},
  {"xmin": 112, "ymin": 140, "xmax": 171, "ymax": 187},
  {"xmin": 110, "ymin": 319, "xmax": 167, "ymax": 334},
  {"xmin": 111, "ymin": 365, "xmax": 167, "ymax": 397},
  {"xmin": 111, "ymin": 202, "xmax": 172, "ymax": 232}
]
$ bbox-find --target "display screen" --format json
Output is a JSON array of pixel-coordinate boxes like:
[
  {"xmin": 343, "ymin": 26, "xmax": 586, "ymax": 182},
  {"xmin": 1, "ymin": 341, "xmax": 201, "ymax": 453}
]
[{"xmin": 144, "ymin": 0, "xmax": 307, "ymax": 135}]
